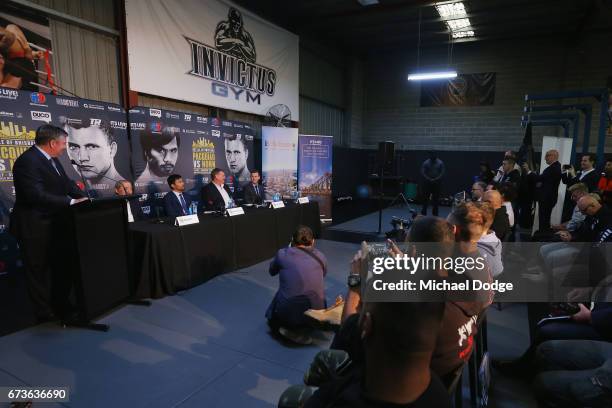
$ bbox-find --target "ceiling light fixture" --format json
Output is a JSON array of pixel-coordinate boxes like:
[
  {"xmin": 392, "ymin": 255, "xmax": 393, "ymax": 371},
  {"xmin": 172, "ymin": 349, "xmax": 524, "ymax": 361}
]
[
  {"xmin": 407, "ymin": 7, "xmax": 458, "ymax": 81},
  {"xmin": 408, "ymin": 71, "xmax": 457, "ymax": 81},
  {"xmin": 435, "ymin": 1, "xmax": 475, "ymax": 39},
  {"xmin": 357, "ymin": 0, "xmax": 379, "ymax": 6}
]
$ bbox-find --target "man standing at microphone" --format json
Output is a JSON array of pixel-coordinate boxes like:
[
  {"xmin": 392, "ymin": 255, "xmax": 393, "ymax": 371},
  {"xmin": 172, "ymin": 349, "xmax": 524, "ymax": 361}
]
[{"xmin": 9, "ymin": 124, "xmax": 88, "ymax": 322}]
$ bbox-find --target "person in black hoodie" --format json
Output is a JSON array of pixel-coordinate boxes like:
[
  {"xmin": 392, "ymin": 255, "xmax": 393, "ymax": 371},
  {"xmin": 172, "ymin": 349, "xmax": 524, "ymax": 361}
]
[{"xmin": 483, "ymin": 189, "xmax": 510, "ymax": 241}]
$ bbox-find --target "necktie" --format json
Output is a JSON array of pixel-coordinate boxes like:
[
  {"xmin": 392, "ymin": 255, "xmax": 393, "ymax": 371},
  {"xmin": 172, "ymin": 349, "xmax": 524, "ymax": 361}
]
[
  {"xmin": 255, "ymin": 184, "xmax": 259, "ymax": 196},
  {"xmin": 49, "ymin": 158, "xmax": 60, "ymax": 176},
  {"xmin": 179, "ymin": 193, "xmax": 188, "ymax": 215}
]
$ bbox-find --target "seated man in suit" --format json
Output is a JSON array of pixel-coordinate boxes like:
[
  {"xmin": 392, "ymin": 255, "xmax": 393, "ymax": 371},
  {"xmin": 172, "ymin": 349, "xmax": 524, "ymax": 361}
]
[
  {"xmin": 114, "ymin": 180, "xmax": 144, "ymax": 222},
  {"xmin": 243, "ymin": 169, "xmax": 264, "ymax": 205},
  {"xmin": 162, "ymin": 174, "xmax": 192, "ymax": 217},
  {"xmin": 483, "ymin": 189, "xmax": 510, "ymax": 240},
  {"xmin": 201, "ymin": 167, "xmax": 233, "ymax": 211}
]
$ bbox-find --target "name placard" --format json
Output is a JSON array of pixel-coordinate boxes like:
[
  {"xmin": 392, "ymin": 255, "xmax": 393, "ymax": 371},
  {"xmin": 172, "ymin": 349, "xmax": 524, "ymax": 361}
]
[
  {"xmin": 297, "ymin": 197, "xmax": 310, "ymax": 204},
  {"xmin": 271, "ymin": 201, "xmax": 285, "ymax": 209},
  {"xmin": 175, "ymin": 214, "xmax": 199, "ymax": 226},
  {"xmin": 226, "ymin": 207, "xmax": 245, "ymax": 217}
]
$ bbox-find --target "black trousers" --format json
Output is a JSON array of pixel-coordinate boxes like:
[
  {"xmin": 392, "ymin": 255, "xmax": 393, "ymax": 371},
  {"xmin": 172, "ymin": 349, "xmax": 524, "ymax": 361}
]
[
  {"xmin": 421, "ymin": 181, "xmax": 441, "ymax": 216},
  {"xmin": 538, "ymin": 200, "xmax": 555, "ymax": 232},
  {"xmin": 16, "ymin": 221, "xmax": 72, "ymax": 318}
]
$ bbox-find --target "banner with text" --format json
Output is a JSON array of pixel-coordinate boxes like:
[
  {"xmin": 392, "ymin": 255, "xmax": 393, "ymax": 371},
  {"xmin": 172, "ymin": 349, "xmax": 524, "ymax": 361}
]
[
  {"xmin": 298, "ymin": 135, "xmax": 332, "ymax": 217},
  {"xmin": 125, "ymin": 0, "xmax": 299, "ymax": 120},
  {"xmin": 262, "ymin": 126, "xmax": 297, "ymax": 200},
  {"xmin": 0, "ymin": 87, "xmax": 129, "ymax": 276},
  {"xmin": 129, "ymin": 106, "xmax": 254, "ymax": 213}
]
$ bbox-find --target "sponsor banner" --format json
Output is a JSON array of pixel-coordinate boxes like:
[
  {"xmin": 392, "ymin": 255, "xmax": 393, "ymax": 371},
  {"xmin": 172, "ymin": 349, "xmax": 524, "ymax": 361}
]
[
  {"xmin": 262, "ymin": 126, "xmax": 298, "ymax": 200},
  {"xmin": 0, "ymin": 10, "xmax": 53, "ymax": 92},
  {"xmin": 0, "ymin": 87, "xmax": 129, "ymax": 277},
  {"xmin": 298, "ymin": 135, "xmax": 332, "ymax": 217},
  {"xmin": 125, "ymin": 0, "xmax": 299, "ymax": 120},
  {"xmin": 129, "ymin": 106, "xmax": 254, "ymax": 211},
  {"xmin": 420, "ymin": 72, "xmax": 496, "ymax": 107}
]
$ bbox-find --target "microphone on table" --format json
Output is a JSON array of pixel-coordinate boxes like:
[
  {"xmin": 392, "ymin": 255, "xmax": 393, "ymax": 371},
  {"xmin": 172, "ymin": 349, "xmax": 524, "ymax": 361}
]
[{"xmin": 70, "ymin": 159, "xmax": 94, "ymax": 200}]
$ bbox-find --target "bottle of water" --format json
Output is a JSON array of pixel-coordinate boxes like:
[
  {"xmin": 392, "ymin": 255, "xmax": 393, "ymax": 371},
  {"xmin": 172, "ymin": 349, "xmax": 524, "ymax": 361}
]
[
  {"xmin": 227, "ymin": 199, "xmax": 235, "ymax": 209},
  {"xmin": 273, "ymin": 192, "xmax": 281, "ymax": 202},
  {"xmin": 190, "ymin": 202, "xmax": 198, "ymax": 215}
]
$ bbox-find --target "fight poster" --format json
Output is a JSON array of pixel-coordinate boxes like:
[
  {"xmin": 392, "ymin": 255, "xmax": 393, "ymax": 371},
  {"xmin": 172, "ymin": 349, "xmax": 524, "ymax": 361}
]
[
  {"xmin": 0, "ymin": 87, "xmax": 130, "ymax": 276},
  {"xmin": 262, "ymin": 126, "xmax": 298, "ymax": 200},
  {"xmin": 129, "ymin": 106, "xmax": 254, "ymax": 213},
  {"xmin": 0, "ymin": 9, "xmax": 54, "ymax": 92},
  {"xmin": 298, "ymin": 135, "xmax": 332, "ymax": 217}
]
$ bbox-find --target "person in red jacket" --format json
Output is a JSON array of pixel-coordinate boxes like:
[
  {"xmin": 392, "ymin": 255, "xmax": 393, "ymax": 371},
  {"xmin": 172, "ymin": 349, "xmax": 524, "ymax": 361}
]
[{"xmin": 597, "ymin": 159, "xmax": 612, "ymax": 193}]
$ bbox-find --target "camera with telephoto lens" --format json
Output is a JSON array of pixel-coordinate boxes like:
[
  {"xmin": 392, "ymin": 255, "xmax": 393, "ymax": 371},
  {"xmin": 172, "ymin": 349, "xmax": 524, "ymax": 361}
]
[{"xmin": 386, "ymin": 209, "xmax": 417, "ymax": 240}]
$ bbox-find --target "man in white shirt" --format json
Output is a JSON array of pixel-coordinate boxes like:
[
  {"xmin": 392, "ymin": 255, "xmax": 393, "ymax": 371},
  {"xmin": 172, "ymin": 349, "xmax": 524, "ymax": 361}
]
[
  {"xmin": 115, "ymin": 180, "xmax": 144, "ymax": 222},
  {"xmin": 201, "ymin": 167, "xmax": 233, "ymax": 211}
]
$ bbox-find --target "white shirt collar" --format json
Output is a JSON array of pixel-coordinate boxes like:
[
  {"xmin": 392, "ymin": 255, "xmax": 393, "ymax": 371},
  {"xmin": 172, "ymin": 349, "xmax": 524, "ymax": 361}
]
[
  {"xmin": 35, "ymin": 145, "xmax": 52, "ymax": 160},
  {"xmin": 214, "ymin": 183, "xmax": 231, "ymax": 206},
  {"xmin": 579, "ymin": 168, "xmax": 595, "ymax": 179}
]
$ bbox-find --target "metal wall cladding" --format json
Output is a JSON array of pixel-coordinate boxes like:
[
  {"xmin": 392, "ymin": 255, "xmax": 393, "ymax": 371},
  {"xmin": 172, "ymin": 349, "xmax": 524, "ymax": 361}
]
[
  {"xmin": 299, "ymin": 46, "xmax": 345, "ymax": 109},
  {"xmin": 31, "ymin": 0, "xmax": 120, "ymax": 104},
  {"xmin": 137, "ymin": 94, "xmax": 211, "ymax": 117},
  {"xmin": 299, "ymin": 96, "xmax": 344, "ymax": 145}
]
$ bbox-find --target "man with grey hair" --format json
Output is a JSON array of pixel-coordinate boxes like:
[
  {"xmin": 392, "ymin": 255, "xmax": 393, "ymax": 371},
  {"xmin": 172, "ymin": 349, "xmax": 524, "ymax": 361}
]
[{"xmin": 114, "ymin": 179, "xmax": 144, "ymax": 222}]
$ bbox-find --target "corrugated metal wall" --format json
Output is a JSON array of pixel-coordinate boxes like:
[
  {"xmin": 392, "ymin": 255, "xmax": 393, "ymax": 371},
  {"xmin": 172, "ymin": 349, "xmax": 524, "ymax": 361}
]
[
  {"xmin": 30, "ymin": 0, "xmax": 121, "ymax": 104},
  {"xmin": 298, "ymin": 43, "xmax": 346, "ymax": 145},
  {"xmin": 299, "ymin": 96, "xmax": 344, "ymax": 144}
]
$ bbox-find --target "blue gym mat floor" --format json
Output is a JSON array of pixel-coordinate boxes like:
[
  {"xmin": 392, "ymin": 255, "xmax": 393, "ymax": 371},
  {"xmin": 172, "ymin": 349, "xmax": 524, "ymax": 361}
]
[{"xmin": 0, "ymin": 235, "xmax": 537, "ymax": 407}]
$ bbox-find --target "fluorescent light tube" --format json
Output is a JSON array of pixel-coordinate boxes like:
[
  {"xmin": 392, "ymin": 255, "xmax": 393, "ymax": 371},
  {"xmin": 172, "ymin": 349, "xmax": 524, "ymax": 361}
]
[{"xmin": 407, "ymin": 71, "xmax": 458, "ymax": 81}]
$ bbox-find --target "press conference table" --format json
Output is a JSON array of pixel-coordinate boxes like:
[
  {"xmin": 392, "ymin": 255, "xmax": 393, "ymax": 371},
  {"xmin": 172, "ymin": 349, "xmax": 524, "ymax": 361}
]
[{"xmin": 128, "ymin": 202, "xmax": 321, "ymax": 299}]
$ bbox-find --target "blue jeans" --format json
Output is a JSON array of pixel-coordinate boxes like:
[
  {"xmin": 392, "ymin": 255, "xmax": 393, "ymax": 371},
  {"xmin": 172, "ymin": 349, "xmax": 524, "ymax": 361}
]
[{"xmin": 533, "ymin": 340, "xmax": 612, "ymax": 407}]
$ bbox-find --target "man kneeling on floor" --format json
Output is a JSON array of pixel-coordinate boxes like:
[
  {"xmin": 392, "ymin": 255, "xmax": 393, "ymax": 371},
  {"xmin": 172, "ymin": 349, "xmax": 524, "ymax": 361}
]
[{"xmin": 266, "ymin": 225, "xmax": 327, "ymax": 345}]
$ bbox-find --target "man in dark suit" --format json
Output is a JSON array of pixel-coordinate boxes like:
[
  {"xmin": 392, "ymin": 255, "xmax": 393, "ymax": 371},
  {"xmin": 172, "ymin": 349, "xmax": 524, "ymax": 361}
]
[
  {"xmin": 162, "ymin": 174, "xmax": 192, "ymax": 217},
  {"xmin": 201, "ymin": 168, "xmax": 233, "ymax": 211},
  {"xmin": 499, "ymin": 157, "xmax": 521, "ymax": 190},
  {"xmin": 561, "ymin": 154, "xmax": 599, "ymax": 192},
  {"xmin": 243, "ymin": 169, "xmax": 264, "ymax": 205},
  {"xmin": 114, "ymin": 180, "xmax": 145, "ymax": 222},
  {"xmin": 536, "ymin": 149, "xmax": 562, "ymax": 232},
  {"xmin": 9, "ymin": 125, "xmax": 88, "ymax": 321}
]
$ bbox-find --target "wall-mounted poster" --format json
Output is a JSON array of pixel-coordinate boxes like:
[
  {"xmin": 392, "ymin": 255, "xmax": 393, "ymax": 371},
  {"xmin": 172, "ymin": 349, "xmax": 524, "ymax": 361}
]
[
  {"xmin": 0, "ymin": 9, "xmax": 53, "ymax": 92},
  {"xmin": 420, "ymin": 72, "xmax": 496, "ymax": 107}
]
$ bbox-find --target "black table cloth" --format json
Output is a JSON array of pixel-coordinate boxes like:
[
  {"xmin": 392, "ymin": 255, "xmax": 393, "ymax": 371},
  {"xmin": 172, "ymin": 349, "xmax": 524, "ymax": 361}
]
[{"xmin": 128, "ymin": 202, "xmax": 321, "ymax": 299}]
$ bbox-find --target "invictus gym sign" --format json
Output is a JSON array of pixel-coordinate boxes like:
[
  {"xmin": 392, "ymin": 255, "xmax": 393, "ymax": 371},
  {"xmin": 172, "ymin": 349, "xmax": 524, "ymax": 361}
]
[{"xmin": 126, "ymin": 0, "xmax": 299, "ymax": 119}]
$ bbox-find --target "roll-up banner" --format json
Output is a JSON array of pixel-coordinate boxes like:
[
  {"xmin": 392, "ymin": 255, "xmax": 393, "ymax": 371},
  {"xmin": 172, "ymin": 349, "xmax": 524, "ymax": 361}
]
[
  {"xmin": 128, "ymin": 107, "xmax": 254, "ymax": 213},
  {"xmin": 261, "ymin": 126, "xmax": 298, "ymax": 200},
  {"xmin": 125, "ymin": 0, "xmax": 299, "ymax": 120},
  {"xmin": 298, "ymin": 135, "xmax": 332, "ymax": 217}
]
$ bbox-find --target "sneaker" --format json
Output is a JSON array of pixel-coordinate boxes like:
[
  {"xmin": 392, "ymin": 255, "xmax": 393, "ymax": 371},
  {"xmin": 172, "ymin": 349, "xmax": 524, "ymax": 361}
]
[{"xmin": 278, "ymin": 327, "xmax": 313, "ymax": 345}]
